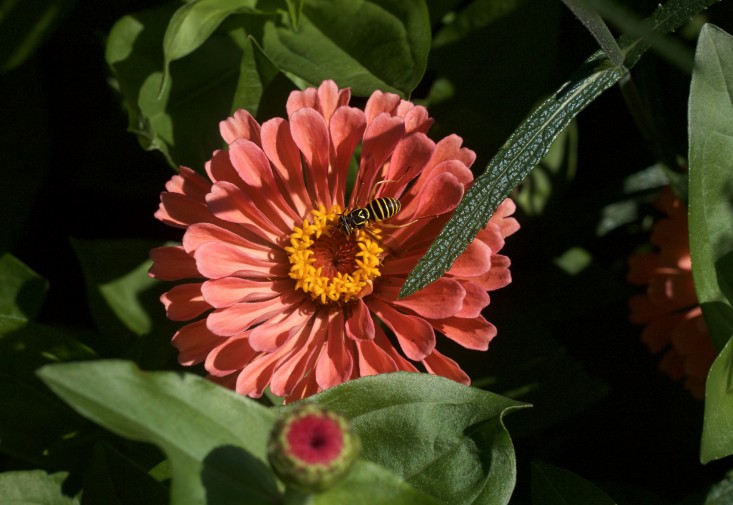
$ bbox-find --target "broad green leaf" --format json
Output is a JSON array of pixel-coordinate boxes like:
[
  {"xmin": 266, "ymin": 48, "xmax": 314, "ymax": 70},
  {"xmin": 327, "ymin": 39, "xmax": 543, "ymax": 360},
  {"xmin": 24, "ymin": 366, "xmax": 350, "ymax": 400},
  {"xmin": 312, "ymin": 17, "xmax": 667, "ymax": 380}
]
[
  {"xmin": 284, "ymin": 0, "xmax": 304, "ymax": 29},
  {"xmin": 313, "ymin": 460, "xmax": 442, "ymax": 505},
  {"xmin": 200, "ymin": 445, "xmax": 280, "ymax": 505},
  {"xmin": 72, "ymin": 239, "xmax": 161, "ymax": 338},
  {"xmin": 107, "ymin": 5, "xmax": 250, "ymax": 169},
  {"xmin": 161, "ymin": 0, "xmax": 260, "ymax": 91},
  {"xmin": 531, "ymin": 461, "xmax": 616, "ymax": 505},
  {"xmin": 71, "ymin": 238, "xmax": 181, "ymax": 365},
  {"xmin": 400, "ymin": 0, "xmax": 721, "ymax": 298},
  {"xmin": 231, "ymin": 35, "xmax": 297, "ymax": 121},
  {"xmin": 0, "ymin": 253, "xmax": 47, "ymax": 320},
  {"xmin": 260, "ymin": 0, "xmax": 430, "ymax": 97},
  {"xmin": 309, "ymin": 372, "xmax": 529, "ymax": 505},
  {"xmin": 0, "ymin": 470, "xmax": 78, "ymax": 505},
  {"xmin": 701, "ymin": 337, "xmax": 733, "ymax": 464},
  {"xmin": 691, "ymin": 25, "xmax": 733, "ymax": 464},
  {"xmin": 0, "ymin": 0, "xmax": 75, "ymax": 73},
  {"xmin": 200, "ymin": 446, "xmax": 441, "ymax": 505},
  {"xmin": 0, "ymin": 372, "xmax": 89, "ymax": 469},
  {"xmin": 688, "ymin": 24, "xmax": 733, "ymax": 352},
  {"xmin": 38, "ymin": 360, "xmax": 276, "ymax": 505}
]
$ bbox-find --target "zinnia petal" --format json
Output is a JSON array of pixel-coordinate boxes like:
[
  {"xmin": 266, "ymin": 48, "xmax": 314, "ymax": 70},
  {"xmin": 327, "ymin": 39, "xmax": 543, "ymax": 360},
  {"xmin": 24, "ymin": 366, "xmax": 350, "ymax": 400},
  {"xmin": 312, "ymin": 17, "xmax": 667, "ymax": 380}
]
[
  {"xmin": 152, "ymin": 80, "xmax": 518, "ymax": 403},
  {"xmin": 172, "ymin": 319, "xmax": 222, "ymax": 366},
  {"xmin": 160, "ymin": 282, "xmax": 210, "ymax": 321},
  {"xmin": 368, "ymin": 298, "xmax": 435, "ymax": 361},
  {"xmin": 422, "ymin": 350, "xmax": 470, "ymax": 385}
]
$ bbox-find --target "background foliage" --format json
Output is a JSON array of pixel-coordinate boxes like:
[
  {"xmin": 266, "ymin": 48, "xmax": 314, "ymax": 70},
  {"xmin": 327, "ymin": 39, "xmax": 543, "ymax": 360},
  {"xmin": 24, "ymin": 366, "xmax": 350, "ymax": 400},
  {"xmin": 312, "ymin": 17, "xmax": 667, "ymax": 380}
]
[{"xmin": 2, "ymin": 0, "xmax": 733, "ymax": 503}]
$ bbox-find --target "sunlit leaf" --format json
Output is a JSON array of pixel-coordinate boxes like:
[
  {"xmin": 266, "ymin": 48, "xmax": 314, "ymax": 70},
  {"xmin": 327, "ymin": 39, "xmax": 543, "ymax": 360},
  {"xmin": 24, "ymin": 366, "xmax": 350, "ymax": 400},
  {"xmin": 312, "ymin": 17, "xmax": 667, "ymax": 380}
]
[
  {"xmin": 688, "ymin": 23, "xmax": 733, "ymax": 352},
  {"xmin": 701, "ymin": 338, "xmax": 733, "ymax": 463},
  {"xmin": 260, "ymin": 0, "xmax": 430, "ymax": 97},
  {"xmin": 688, "ymin": 23, "xmax": 733, "ymax": 465},
  {"xmin": 313, "ymin": 460, "xmax": 443, "ymax": 505},
  {"xmin": 0, "ymin": 470, "xmax": 78, "ymax": 505},
  {"xmin": 310, "ymin": 372, "xmax": 529, "ymax": 505},
  {"xmin": 38, "ymin": 361, "xmax": 276, "ymax": 505},
  {"xmin": 161, "ymin": 0, "xmax": 261, "ymax": 91},
  {"xmin": 106, "ymin": 4, "xmax": 253, "ymax": 169}
]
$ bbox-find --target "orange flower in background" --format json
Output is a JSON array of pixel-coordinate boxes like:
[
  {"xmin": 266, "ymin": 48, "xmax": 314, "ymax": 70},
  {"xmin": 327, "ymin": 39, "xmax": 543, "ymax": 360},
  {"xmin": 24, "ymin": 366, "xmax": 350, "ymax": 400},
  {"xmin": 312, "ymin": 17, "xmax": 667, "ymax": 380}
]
[
  {"xmin": 628, "ymin": 187, "xmax": 716, "ymax": 399},
  {"xmin": 150, "ymin": 80, "xmax": 519, "ymax": 402}
]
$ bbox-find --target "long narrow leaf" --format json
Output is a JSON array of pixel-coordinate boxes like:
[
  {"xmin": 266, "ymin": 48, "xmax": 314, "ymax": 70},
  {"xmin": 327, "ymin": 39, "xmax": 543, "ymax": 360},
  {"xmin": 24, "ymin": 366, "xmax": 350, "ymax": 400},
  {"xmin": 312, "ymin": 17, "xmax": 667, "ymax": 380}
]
[
  {"xmin": 400, "ymin": 0, "xmax": 720, "ymax": 298},
  {"xmin": 562, "ymin": 0, "xmax": 623, "ymax": 66}
]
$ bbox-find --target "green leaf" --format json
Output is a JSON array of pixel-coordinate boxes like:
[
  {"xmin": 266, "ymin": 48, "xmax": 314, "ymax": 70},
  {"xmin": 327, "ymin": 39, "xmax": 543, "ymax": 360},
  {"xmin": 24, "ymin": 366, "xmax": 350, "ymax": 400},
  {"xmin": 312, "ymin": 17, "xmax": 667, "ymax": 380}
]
[
  {"xmin": 514, "ymin": 120, "xmax": 578, "ymax": 217},
  {"xmin": 690, "ymin": 25, "xmax": 733, "ymax": 463},
  {"xmin": 688, "ymin": 23, "xmax": 733, "ymax": 352},
  {"xmin": 0, "ymin": 253, "xmax": 47, "ymax": 320},
  {"xmin": 106, "ymin": 4, "xmax": 252, "ymax": 169},
  {"xmin": 38, "ymin": 360, "xmax": 276, "ymax": 505},
  {"xmin": 284, "ymin": 0, "xmax": 304, "ymax": 29},
  {"xmin": 400, "ymin": 0, "xmax": 721, "ymax": 298},
  {"xmin": 400, "ymin": 53, "xmax": 624, "ymax": 298},
  {"xmin": 585, "ymin": 0, "xmax": 696, "ymax": 73},
  {"xmin": 701, "ymin": 337, "xmax": 733, "ymax": 464},
  {"xmin": 309, "ymin": 372, "xmax": 529, "ymax": 505},
  {"xmin": 0, "ymin": 0, "xmax": 75, "ymax": 73},
  {"xmin": 161, "ymin": 0, "xmax": 260, "ymax": 91},
  {"xmin": 531, "ymin": 461, "xmax": 616, "ymax": 505},
  {"xmin": 314, "ymin": 460, "xmax": 442, "ymax": 505},
  {"xmin": 0, "ymin": 470, "xmax": 78, "ymax": 505},
  {"xmin": 201, "ymin": 445, "xmax": 280, "ymax": 505},
  {"xmin": 561, "ymin": 0, "xmax": 623, "ymax": 66},
  {"xmin": 231, "ymin": 35, "xmax": 298, "ymax": 121},
  {"xmin": 260, "ymin": 0, "xmax": 431, "ymax": 97},
  {"xmin": 0, "ymin": 373, "xmax": 89, "ymax": 469},
  {"xmin": 72, "ymin": 239, "xmax": 161, "ymax": 339}
]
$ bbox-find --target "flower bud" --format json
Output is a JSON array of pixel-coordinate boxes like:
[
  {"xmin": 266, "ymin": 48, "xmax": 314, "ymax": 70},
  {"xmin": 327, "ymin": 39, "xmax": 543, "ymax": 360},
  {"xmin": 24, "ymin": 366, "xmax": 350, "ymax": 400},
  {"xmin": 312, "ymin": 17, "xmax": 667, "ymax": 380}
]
[{"xmin": 267, "ymin": 404, "xmax": 359, "ymax": 493}]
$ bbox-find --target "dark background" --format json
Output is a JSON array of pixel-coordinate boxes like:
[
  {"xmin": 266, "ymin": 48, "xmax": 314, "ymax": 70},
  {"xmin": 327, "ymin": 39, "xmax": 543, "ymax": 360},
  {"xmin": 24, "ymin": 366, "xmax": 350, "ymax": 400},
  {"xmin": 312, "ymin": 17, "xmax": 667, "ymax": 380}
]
[{"xmin": 2, "ymin": 0, "xmax": 733, "ymax": 503}]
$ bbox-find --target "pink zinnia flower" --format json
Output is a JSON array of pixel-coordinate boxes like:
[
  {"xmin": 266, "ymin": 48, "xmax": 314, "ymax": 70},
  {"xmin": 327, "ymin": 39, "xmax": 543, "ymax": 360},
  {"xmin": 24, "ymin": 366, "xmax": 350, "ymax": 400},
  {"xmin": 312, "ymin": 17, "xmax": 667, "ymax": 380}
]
[
  {"xmin": 150, "ymin": 80, "xmax": 519, "ymax": 402},
  {"xmin": 628, "ymin": 187, "xmax": 716, "ymax": 399}
]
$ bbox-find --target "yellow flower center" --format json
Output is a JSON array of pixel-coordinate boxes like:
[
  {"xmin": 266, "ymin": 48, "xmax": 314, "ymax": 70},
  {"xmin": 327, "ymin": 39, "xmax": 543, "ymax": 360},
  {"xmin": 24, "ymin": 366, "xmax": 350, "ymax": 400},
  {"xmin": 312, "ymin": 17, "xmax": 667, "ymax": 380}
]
[{"xmin": 285, "ymin": 205, "xmax": 384, "ymax": 304}]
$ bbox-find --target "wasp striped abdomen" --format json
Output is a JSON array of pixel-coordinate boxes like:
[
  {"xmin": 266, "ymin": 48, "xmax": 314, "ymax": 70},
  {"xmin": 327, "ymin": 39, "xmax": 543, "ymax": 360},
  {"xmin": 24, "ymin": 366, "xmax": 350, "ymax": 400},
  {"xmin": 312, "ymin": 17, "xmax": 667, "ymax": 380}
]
[
  {"xmin": 366, "ymin": 197, "xmax": 401, "ymax": 223},
  {"xmin": 336, "ymin": 197, "xmax": 401, "ymax": 236}
]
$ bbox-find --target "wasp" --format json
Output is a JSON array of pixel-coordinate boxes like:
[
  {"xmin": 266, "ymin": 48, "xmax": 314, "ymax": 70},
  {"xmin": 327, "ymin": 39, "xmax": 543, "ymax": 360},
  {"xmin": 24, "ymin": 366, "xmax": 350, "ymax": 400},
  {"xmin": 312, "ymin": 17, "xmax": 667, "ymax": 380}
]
[{"xmin": 336, "ymin": 197, "xmax": 401, "ymax": 236}]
